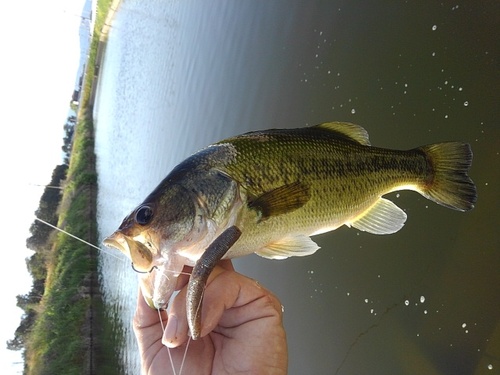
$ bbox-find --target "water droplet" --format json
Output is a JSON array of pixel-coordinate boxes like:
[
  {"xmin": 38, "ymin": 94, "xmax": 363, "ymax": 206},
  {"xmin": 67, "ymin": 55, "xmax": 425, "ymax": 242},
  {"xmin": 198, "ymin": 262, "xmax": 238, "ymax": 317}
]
[
  {"xmin": 488, "ymin": 364, "xmax": 493, "ymax": 370},
  {"xmin": 464, "ymin": 101, "xmax": 469, "ymax": 106},
  {"xmin": 405, "ymin": 300, "xmax": 410, "ymax": 306},
  {"xmin": 351, "ymin": 108, "xmax": 356, "ymax": 114},
  {"xmin": 432, "ymin": 25, "xmax": 437, "ymax": 31},
  {"xmin": 420, "ymin": 296, "xmax": 426, "ymax": 303},
  {"xmin": 365, "ymin": 299, "xmax": 369, "ymax": 303},
  {"xmin": 462, "ymin": 323, "xmax": 467, "ymax": 328}
]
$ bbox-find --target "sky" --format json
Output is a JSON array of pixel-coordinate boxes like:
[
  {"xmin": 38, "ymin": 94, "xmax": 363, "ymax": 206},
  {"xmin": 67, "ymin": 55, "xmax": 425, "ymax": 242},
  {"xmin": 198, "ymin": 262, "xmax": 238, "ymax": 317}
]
[{"xmin": 0, "ymin": 0, "xmax": 88, "ymax": 372}]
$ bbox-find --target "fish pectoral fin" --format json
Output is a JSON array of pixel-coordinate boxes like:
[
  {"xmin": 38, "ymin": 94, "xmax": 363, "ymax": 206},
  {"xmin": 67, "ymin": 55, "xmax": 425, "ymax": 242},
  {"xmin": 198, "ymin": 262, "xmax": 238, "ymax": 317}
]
[
  {"xmin": 349, "ymin": 197, "xmax": 407, "ymax": 235},
  {"xmin": 248, "ymin": 181, "xmax": 310, "ymax": 222},
  {"xmin": 255, "ymin": 235, "xmax": 320, "ymax": 259}
]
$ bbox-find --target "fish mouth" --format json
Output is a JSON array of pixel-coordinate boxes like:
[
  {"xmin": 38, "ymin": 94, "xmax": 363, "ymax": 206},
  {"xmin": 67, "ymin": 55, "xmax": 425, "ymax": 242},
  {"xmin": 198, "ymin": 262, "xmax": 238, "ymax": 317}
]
[
  {"xmin": 104, "ymin": 231, "xmax": 185, "ymax": 310},
  {"xmin": 134, "ymin": 260, "xmax": 186, "ymax": 310},
  {"xmin": 103, "ymin": 233, "xmax": 128, "ymax": 254},
  {"xmin": 142, "ymin": 293, "xmax": 157, "ymax": 309},
  {"xmin": 104, "ymin": 232, "xmax": 155, "ymax": 273}
]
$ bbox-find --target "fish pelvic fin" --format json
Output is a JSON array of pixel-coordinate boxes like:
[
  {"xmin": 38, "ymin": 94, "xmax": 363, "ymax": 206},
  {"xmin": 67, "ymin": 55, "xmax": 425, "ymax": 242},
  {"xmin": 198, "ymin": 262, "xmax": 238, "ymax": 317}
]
[
  {"xmin": 418, "ymin": 142, "xmax": 477, "ymax": 211},
  {"xmin": 349, "ymin": 197, "xmax": 407, "ymax": 235},
  {"xmin": 255, "ymin": 235, "xmax": 320, "ymax": 259}
]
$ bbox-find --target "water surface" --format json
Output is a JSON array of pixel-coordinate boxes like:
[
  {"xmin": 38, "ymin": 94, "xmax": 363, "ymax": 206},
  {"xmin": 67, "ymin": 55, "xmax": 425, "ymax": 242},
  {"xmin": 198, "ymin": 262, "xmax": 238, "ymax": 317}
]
[{"xmin": 94, "ymin": 2, "xmax": 499, "ymax": 374}]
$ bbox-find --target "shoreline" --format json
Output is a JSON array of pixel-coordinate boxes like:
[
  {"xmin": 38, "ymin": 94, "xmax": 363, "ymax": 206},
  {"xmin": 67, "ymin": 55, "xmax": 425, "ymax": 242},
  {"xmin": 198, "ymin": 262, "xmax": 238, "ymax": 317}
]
[
  {"xmin": 89, "ymin": 0, "xmax": 122, "ymax": 107},
  {"xmin": 19, "ymin": 1, "xmax": 127, "ymax": 373},
  {"xmin": 87, "ymin": 0, "xmax": 124, "ymax": 373}
]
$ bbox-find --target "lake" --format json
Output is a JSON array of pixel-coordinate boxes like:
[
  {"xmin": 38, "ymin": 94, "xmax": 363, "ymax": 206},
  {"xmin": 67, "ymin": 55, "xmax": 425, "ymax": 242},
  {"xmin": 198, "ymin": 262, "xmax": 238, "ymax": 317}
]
[{"xmin": 93, "ymin": 1, "xmax": 499, "ymax": 374}]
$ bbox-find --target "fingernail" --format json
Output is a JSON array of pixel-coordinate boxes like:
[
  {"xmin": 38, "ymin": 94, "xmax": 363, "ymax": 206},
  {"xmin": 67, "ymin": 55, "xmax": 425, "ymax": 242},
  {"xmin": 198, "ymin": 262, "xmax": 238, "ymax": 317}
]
[{"xmin": 163, "ymin": 314, "xmax": 178, "ymax": 347}]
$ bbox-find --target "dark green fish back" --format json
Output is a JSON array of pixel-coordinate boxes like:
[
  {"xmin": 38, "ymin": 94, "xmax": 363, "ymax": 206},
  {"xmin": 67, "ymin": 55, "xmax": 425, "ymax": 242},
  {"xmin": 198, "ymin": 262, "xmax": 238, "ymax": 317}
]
[{"xmin": 215, "ymin": 123, "xmax": 430, "ymax": 210}]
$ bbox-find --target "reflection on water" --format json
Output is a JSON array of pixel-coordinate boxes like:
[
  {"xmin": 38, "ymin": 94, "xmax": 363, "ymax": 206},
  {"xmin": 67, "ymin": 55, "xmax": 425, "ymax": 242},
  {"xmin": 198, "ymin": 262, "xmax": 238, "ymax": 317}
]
[{"xmin": 94, "ymin": 1, "xmax": 499, "ymax": 374}]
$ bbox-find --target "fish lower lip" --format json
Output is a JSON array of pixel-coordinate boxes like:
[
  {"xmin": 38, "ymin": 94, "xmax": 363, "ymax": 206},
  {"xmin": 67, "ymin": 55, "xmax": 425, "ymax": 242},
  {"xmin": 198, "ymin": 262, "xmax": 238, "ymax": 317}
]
[
  {"xmin": 103, "ymin": 234, "xmax": 127, "ymax": 253},
  {"xmin": 144, "ymin": 294, "xmax": 166, "ymax": 310},
  {"xmin": 137, "ymin": 274, "xmax": 158, "ymax": 309},
  {"xmin": 144, "ymin": 264, "xmax": 179, "ymax": 310},
  {"xmin": 154, "ymin": 301, "xmax": 168, "ymax": 310}
]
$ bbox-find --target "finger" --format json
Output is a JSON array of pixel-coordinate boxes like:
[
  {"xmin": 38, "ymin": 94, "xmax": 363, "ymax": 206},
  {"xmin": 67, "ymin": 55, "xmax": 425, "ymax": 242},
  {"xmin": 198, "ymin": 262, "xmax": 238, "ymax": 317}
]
[
  {"xmin": 133, "ymin": 287, "xmax": 169, "ymax": 358},
  {"xmin": 134, "ymin": 287, "xmax": 168, "ymax": 330},
  {"xmin": 158, "ymin": 265, "xmax": 192, "ymax": 348},
  {"xmin": 163, "ymin": 286, "xmax": 189, "ymax": 348},
  {"xmin": 199, "ymin": 269, "xmax": 283, "ymax": 338},
  {"xmin": 162, "ymin": 265, "xmax": 196, "ymax": 347},
  {"xmin": 217, "ymin": 278, "xmax": 283, "ymax": 326},
  {"xmin": 218, "ymin": 259, "xmax": 235, "ymax": 272},
  {"xmin": 174, "ymin": 265, "xmax": 192, "ymax": 291}
]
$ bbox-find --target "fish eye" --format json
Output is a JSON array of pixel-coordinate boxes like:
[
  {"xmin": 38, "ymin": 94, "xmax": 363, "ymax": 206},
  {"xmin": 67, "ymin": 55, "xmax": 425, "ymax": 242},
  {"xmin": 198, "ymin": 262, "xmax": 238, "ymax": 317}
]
[{"xmin": 135, "ymin": 205, "xmax": 154, "ymax": 225}]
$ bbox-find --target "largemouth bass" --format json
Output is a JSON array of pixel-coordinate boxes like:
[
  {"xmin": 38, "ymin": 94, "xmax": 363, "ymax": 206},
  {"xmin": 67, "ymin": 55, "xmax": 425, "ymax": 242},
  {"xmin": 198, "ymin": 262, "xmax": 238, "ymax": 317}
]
[{"xmin": 104, "ymin": 121, "xmax": 476, "ymax": 338}]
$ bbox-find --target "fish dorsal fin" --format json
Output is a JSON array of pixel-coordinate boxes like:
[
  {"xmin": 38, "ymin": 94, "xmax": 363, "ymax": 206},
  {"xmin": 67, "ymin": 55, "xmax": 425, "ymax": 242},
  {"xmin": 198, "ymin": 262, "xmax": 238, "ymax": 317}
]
[
  {"xmin": 348, "ymin": 197, "xmax": 407, "ymax": 234},
  {"xmin": 255, "ymin": 234, "xmax": 320, "ymax": 259},
  {"xmin": 248, "ymin": 181, "xmax": 310, "ymax": 222},
  {"xmin": 314, "ymin": 122, "xmax": 371, "ymax": 146}
]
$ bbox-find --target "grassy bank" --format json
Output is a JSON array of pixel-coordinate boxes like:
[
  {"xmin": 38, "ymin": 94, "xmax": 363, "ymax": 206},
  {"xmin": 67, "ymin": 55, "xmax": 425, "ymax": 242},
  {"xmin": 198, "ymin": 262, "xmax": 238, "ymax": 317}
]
[{"xmin": 23, "ymin": 0, "xmax": 123, "ymax": 374}]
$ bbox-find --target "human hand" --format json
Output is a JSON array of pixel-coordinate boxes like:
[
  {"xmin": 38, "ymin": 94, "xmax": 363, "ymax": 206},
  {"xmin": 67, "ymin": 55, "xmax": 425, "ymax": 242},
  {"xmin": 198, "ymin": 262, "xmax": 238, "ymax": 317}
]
[{"xmin": 133, "ymin": 260, "xmax": 288, "ymax": 374}]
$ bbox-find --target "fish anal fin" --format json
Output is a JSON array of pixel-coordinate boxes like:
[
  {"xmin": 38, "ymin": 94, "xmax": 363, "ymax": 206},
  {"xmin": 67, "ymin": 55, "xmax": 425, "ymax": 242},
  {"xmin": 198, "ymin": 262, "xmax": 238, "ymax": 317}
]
[
  {"xmin": 255, "ymin": 235, "xmax": 320, "ymax": 260},
  {"xmin": 314, "ymin": 122, "xmax": 371, "ymax": 146},
  {"xmin": 248, "ymin": 181, "xmax": 310, "ymax": 222},
  {"xmin": 349, "ymin": 198, "xmax": 407, "ymax": 235}
]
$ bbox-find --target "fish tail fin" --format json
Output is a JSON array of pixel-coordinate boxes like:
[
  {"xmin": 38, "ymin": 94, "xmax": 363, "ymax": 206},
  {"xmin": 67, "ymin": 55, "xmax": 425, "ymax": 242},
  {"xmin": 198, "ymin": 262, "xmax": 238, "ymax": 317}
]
[{"xmin": 418, "ymin": 142, "xmax": 477, "ymax": 211}]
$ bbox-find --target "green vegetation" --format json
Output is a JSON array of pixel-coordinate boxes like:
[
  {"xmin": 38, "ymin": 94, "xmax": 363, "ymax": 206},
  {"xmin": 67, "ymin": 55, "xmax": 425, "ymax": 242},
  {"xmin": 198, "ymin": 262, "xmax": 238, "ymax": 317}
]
[{"xmin": 8, "ymin": 0, "xmax": 124, "ymax": 374}]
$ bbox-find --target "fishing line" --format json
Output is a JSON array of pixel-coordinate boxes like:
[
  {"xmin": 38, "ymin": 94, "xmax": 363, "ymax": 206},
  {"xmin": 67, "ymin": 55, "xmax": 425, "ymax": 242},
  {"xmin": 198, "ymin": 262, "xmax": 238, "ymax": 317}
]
[
  {"xmin": 151, "ymin": 269, "xmax": 193, "ymax": 375},
  {"xmin": 37, "ymin": 216, "xmax": 193, "ymax": 374},
  {"xmin": 157, "ymin": 308, "xmax": 178, "ymax": 375},
  {"xmin": 147, "ymin": 267, "xmax": 193, "ymax": 375},
  {"xmin": 35, "ymin": 217, "xmax": 125, "ymax": 262},
  {"xmin": 178, "ymin": 336, "xmax": 191, "ymax": 375}
]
